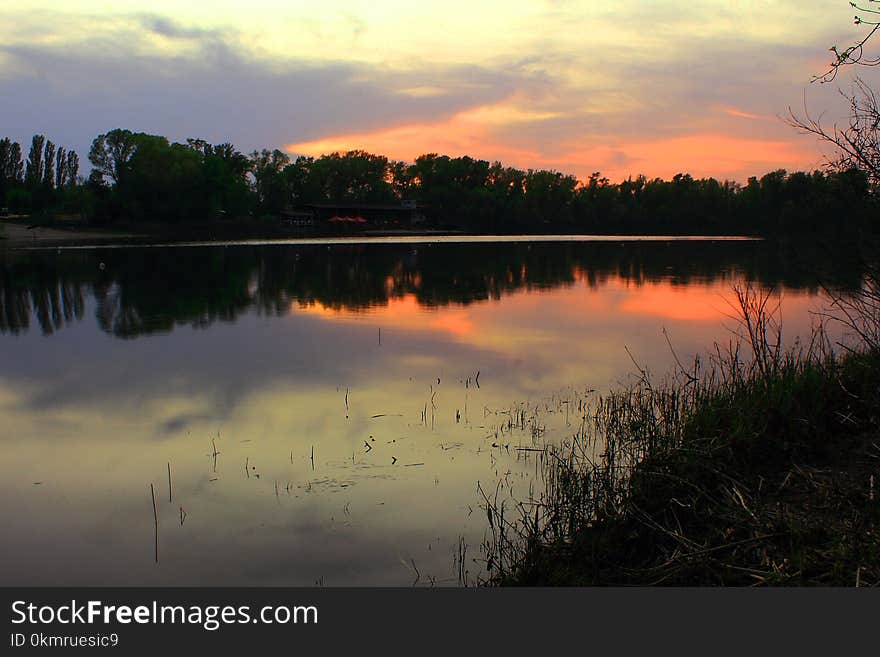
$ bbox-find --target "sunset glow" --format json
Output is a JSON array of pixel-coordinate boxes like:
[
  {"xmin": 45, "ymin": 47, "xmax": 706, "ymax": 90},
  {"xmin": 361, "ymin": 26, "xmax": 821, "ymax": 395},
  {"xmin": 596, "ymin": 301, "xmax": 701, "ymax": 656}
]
[
  {"xmin": 1, "ymin": 1, "xmax": 874, "ymax": 182},
  {"xmin": 291, "ymin": 275, "xmax": 818, "ymax": 346},
  {"xmin": 4, "ymin": 0, "xmax": 877, "ymax": 602}
]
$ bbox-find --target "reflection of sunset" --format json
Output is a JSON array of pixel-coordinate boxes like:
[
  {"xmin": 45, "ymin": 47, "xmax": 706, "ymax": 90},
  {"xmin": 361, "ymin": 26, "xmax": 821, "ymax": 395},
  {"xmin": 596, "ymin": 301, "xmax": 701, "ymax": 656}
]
[
  {"xmin": 293, "ymin": 292, "xmax": 423, "ymax": 321},
  {"xmin": 430, "ymin": 313, "xmax": 474, "ymax": 336},
  {"xmin": 617, "ymin": 281, "xmax": 736, "ymax": 321},
  {"xmin": 0, "ymin": 241, "xmax": 835, "ymax": 586},
  {"xmin": 275, "ymin": 267, "xmax": 831, "ymax": 422},
  {"xmin": 295, "ymin": 293, "xmax": 475, "ymax": 336},
  {"xmin": 290, "ymin": 276, "xmax": 820, "ymax": 347}
]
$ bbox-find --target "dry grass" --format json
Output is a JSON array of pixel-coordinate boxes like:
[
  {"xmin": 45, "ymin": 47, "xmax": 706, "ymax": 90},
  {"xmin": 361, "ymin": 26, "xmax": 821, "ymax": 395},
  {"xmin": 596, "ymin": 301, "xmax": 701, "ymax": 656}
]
[{"xmin": 482, "ymin": 282, "xmax": 880, "ymax": 586}]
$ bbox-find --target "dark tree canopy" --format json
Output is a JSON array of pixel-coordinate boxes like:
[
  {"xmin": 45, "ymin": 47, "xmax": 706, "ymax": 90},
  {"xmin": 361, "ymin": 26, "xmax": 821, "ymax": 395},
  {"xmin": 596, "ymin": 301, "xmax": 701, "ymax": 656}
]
[
  {"xmin": 43, "ymin": 141, "xmax": 55, "ymax": 190},
  {"xmin": 0, "ymin": 123, "xmax": 874, "ymax": 242},
  {"xmin": 1, "ymin": 133, "xmax": 78, "ymax": 215},
  {"xmin": 88, "ymin": 129, "xmax": 138, "ymax": 186},
  {"xmin": 25, "ymin": 135, "xmax": 45, "ymax": 188}
]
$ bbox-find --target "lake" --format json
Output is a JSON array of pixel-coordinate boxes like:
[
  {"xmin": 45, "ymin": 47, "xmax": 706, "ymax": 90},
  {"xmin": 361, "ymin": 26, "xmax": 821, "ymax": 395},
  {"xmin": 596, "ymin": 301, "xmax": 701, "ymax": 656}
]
[{"xmin": 0, "ymin": 237, "xmax": 856, "ymax": 585}]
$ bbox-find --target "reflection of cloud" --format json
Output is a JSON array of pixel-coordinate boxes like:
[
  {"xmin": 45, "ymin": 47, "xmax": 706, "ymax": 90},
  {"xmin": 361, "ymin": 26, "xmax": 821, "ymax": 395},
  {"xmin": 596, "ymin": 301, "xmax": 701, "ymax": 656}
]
[
  {"xmin": 154, "ymin": 411, "xmax": 216, "ymax": 437},
  {"xmin": 297, "ymin": 294, "xmax": 476, "ymax": 338},
  {"xmin": 430, "ymin": 314, "xmax": 474, "ymax": 337},
  {"xmin": 0, "ymin": 267, "xmax": 828, "ymax": 469},
  {"xmin": 617, "ymin": 282, "xmax": 731, "ymax": 321}
]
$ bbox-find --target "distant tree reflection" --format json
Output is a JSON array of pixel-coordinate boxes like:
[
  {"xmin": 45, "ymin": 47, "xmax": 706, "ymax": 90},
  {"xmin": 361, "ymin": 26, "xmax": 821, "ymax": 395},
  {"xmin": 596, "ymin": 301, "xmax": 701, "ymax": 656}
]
[{"xmin": 0, "ymin": 240, "xmax": 864, "ymax": 338}]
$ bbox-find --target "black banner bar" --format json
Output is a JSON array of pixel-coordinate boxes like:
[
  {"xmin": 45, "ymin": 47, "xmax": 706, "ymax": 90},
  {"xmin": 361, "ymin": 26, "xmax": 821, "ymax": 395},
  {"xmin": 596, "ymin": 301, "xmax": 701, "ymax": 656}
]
[{"xmin": 1, "ymin": 588, "xmax": 875, "ymax": 654}]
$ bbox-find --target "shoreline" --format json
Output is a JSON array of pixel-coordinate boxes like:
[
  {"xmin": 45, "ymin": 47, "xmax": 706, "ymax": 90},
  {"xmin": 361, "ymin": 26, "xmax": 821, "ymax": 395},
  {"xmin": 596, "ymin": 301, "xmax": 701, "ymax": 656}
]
[
  {"xmin": 1, "ymin": 219, "xmax": 762, "ymax": 249},
  {"xmin": 0, "ymin": 220, "xmax": 138, "ymax": 245},
  {"xmin": 485, "ymin": 287, "xmax": 880, "ymax": 586}
]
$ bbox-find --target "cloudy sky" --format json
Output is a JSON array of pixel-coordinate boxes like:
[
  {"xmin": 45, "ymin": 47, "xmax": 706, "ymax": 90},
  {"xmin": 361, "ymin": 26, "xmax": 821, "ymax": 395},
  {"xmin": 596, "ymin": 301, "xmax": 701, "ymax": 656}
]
[{"xmin": 1, "ymin": 1, "xmax": 875, "ymax": 182}]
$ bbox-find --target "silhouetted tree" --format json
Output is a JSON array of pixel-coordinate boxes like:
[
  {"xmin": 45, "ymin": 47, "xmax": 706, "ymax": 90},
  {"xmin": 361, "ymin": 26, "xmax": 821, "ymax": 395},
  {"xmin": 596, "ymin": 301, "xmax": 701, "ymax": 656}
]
[
  {"xmin": 43, "ymin": 141, "xmax": 56, "ymax": 190},
  {"xmin": 2, "ymin": 120, "xmax": 870, "ymax": 239},
  {"xmin": 0, "ymin": 138, "xmax": 24, "ymax": 203},
  {"xmin": 250, "ymin": 149, "xmax": 290, "ymax": 214},
  {"xmin": 307, "ymin": 150, "xmax": 395, "ymax": 203},
  {"xmin": 187, "ymin": 138, "xmax": 252, "ymax": 218},
  {"xmin": 0, "ymin": 139, "xmax": 23, "ymax": 184},
  {"xmin": 55, "ymin": 146, "xmax": 67, "ymax": 189},
  {"xmin": 25, "ymin": 135, "xmax": 45, "ymax": 188},
  {"xmin": 89, "ymin": 129, "xmax": 138, "ymax": 185},
  {"xmin": 65, "ymin": 151, "xmax": 79, "ymax": 186}
]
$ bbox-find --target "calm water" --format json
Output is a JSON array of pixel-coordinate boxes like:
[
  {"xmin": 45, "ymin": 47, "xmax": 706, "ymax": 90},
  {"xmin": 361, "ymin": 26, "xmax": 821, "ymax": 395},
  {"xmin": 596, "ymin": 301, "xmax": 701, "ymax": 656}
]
[{"xmin": 0, "ymin": 237, "xmax": 854, "ymax": 585}]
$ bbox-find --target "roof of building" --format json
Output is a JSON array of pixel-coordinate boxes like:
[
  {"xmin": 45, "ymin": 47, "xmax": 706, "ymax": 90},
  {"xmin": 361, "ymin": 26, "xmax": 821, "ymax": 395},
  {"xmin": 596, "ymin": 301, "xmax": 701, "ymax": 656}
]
[{"xmin": 301, "ymin": 202, "xmax": 422, "ymax": 211}]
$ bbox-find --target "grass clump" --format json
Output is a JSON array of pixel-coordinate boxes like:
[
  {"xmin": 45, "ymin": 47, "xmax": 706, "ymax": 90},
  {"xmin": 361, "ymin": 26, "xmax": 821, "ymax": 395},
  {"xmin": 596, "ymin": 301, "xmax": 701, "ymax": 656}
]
[{"xmin": 483, "ymin": 283, "xmax": 880, "ymax": 586}]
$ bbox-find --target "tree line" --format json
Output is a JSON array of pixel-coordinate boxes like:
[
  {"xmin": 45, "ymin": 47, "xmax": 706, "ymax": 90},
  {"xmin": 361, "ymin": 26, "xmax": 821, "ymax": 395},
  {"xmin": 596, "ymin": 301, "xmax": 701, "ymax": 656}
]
[
  {"xmin": 1, "ymin": 135, "xmax": 81, "ymax": 217},
  {"xmin": 1, "ymin": 127, "xmax": 876, "ymax": 237}
]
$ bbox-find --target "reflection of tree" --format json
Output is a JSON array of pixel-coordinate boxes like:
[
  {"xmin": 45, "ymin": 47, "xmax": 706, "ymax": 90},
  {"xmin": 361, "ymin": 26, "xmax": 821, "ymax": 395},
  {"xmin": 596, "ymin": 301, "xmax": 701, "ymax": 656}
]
[
  {"xmin": 0, "ymin": 255, "xmax": 87, "ymax": 335},
  {"xmin": 0, "ymin": 240, "xmax": 865, "ymax": 338},
  {"xmin": 91, "ymin": 248, "xmax": 257, "ymax": 338}
]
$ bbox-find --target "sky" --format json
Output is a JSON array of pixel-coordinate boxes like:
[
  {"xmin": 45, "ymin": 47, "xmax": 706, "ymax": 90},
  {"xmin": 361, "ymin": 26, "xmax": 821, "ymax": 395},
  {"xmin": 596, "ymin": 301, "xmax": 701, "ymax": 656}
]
[{"xmin": 0, "ymin": 1, "xmax": 876, "ymax": 182}]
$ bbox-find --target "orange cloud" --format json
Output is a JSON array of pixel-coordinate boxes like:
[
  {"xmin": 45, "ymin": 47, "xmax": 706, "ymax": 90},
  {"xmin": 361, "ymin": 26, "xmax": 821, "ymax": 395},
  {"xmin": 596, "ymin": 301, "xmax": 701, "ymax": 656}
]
[
  {"xmin": 288, "ymin": 92, "xmax": 819, "ymax": 183},
  {"xmin": 560, "ymin": 133, "xmax": 819, "ymax": 182},
  {"xmin": 287, "ymin": 100, "xmax": 551, "ymax": 165},
  {"xmin": 720, "ymin": 107, "xmax": 764, "ymax": 120}
]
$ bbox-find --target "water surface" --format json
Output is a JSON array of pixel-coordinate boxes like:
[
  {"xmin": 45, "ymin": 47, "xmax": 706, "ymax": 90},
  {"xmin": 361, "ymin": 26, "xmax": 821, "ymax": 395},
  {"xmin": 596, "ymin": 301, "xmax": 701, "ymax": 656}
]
[{"xmin": 0, "ymin": 237, "xmax": 852, "ymax": 585}]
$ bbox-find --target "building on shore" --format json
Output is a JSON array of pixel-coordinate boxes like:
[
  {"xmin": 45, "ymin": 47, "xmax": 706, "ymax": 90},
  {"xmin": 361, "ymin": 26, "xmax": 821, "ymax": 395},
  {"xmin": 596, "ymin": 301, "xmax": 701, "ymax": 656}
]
[{"xmin": 281, "ymin": 201, "xmax": 426, "ymax": 230}]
